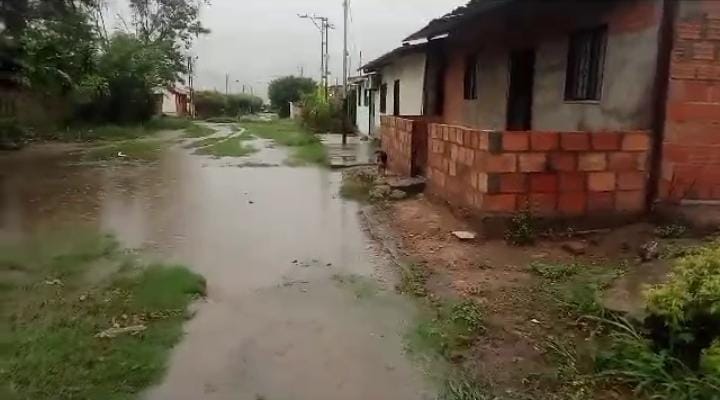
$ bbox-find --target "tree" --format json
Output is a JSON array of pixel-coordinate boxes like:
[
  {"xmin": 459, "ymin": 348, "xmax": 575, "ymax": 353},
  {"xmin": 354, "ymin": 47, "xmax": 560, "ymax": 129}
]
[
  {"xmin": 129, "ymin": 0, "xmax": 210, "ymax": 81},
  {"xmin": 268, "ymin": 76, "xmax": 316, "ymax": 118}
]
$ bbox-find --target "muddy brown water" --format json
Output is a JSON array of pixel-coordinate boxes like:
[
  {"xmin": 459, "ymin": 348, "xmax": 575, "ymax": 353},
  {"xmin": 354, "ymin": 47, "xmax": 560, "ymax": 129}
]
[{"xmin": 0, "ymin": 125, "xmax": 435, "ymax": 400}]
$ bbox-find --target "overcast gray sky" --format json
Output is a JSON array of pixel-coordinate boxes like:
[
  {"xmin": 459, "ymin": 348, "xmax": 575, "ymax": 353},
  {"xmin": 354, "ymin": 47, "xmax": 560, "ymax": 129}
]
[{"xmin": 107, "ymin": 0, "xmax": 466, "ymax": 99}]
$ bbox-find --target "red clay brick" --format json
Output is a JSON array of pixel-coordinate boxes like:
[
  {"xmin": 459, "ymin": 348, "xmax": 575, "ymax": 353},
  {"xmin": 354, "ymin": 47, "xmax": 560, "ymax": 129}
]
[
  {"xmin": 558, "ymin": 192, "xmax": 587, "ymax": 216},
  {"xmin": 530, "ymin": 132, "xmax": 559, "ymax": 151},
  {"xmin": 530, "ymin": 174, "xmax": 558, "ymax": 193},
  {"xmin": 617, "ymin": 172, "xmax": 646, "ymax": 190},
  {"xmin": 486, "ymin": 154, "xmax": 517, "ymax": 173},
  {"xmin": 608, "ymin": 152, "xmax": 639, "ymax": 171},
  {"xmin": 693, "ymin": 42, "xmax": 716, "ymax": 61},
  {"xmin": 616, "ymin": 190, "xmax": 646, "ymax": 212},
  {"xmin": 559, "ymin": 173, "xmax": 586, "ymax": 192},
  {"xmin": 455, "ymin": 128, "xmax": 465, "ymax": 145},
  {"xmin": 499, "ymin": 173, "xmax": 527, "ymax": 193},
  {"xmin": 621, "ymin": 132, "xmax": 651, "ymax": 151},
  {"xmin": 549, "ymin": 153, "xmax": 577, "ymax": 172},
  {"xmin": 677, "ymin": 21, "xmax": 702, "ymax": 40},
  {"xmin": 518, "ymin": 153, "xmax": 548, "ymax": 172},
  {"xmin": 671, "ymin": 62, "xmax": 697, "ymax": 79},
  {"xmin": 477, "ymin": 172, "xmax": 489, "ymax": 193},
  {"xmin": 591, "ymin": 133, "xmax": 622, "ymax": 151},
  {"xmin": 483, "ymin": 194, "xmax": 517, "ymax": 212},
  {"xmin": 503, "ymin": 132, "xmax": 530, "ymax": 151},
  {"xmin": 561, "ymin": 133, "xmax": 590, "ymax": 151},
  {"xmin": 578, "ymin": 153, "xmax": 608, "ymax": 172},
  {"xmin": 587, "ymin": 192, "xmax": 615, "ymax": 212},
  {"xmin": 527, "ymin": 193, "xmax": 557, "ymax": 214},
  {"xmin": 588, "ymin": 172, "xmax": 617, "ymax": 192}
]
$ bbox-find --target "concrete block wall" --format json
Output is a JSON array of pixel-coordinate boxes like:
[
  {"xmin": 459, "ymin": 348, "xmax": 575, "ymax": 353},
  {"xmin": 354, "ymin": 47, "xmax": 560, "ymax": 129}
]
[
  {"xmin": 660, "ymin": 0, "xmax": 720, "ymax": 201},
  {"xmin": 426, "ymin": 124, "xmax": 651, "ymax": 216},
  {"xmin": 380, "ymin": 116, "xmax": 414, "ymax": 177}
]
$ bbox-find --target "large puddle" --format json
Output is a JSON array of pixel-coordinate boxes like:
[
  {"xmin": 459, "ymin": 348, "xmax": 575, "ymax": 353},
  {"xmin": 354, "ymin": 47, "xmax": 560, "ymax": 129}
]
[{"xmin": 0, "ymin": 125, "xmax": 434, "ymax": 400}]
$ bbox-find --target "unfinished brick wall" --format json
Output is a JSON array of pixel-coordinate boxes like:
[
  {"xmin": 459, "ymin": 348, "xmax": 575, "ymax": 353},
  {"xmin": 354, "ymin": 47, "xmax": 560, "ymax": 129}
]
[
  {"xmin": 661, "ymin": 1, "xmax": 720, "ymax": 201},
  {"xmin": 380, "ymin": 116, "xmax": 435, "ymax": 176},
  {"xmin": 380, "ymin": 116, "xmax": 414, "ymax": 176},
  {"xmin": 426, "ymin": 124, "xmax": 651, "ymax": 216}
]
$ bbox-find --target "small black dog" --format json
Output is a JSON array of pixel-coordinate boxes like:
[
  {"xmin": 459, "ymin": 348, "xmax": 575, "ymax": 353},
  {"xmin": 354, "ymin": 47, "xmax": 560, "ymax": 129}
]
[{"xmin": 375, "ymin": 150, "xmax": 388, "ymax": 176}]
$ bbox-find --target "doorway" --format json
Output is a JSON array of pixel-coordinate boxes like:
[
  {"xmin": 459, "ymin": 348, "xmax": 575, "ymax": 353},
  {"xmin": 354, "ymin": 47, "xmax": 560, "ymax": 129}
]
[{"xmin": 506, "ymin": 49, "xmax": 535, "ymax": 131}]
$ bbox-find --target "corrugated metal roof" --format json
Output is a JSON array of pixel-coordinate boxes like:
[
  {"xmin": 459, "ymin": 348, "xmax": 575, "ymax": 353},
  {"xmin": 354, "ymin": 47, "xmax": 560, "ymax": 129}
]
[
  {"xmin": 403, "ymin": 0, "xmax": 517, "ymax": 41},
  {"xmin": 360, "ymin": 42, "xmax": 429, "ymax": 72}
]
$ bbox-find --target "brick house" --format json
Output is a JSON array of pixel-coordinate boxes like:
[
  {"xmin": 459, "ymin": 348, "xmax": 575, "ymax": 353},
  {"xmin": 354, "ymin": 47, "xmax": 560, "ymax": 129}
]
[{"xmin": 379, "ymin": 0, "xmax": 720, "ymax": 222}]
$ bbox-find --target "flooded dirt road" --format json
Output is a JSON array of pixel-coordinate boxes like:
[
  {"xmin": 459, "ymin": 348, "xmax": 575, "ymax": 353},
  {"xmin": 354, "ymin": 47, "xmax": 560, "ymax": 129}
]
[{"xmin": 0, "ymin": 126, "xmax": 434, "ymax": 400}]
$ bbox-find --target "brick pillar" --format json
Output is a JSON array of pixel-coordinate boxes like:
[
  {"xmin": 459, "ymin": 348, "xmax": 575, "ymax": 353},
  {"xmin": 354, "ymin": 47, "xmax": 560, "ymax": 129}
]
[{"xmin": 661, "ymin": 0, "xmax": 720, "ymax": 201}]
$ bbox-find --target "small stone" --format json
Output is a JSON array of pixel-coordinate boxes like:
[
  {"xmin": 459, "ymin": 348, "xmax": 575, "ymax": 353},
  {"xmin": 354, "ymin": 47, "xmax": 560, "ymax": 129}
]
[
  {"xmin": 248, "ymin": 200, "xmax": 255, "ymax": 204},
  {"xmin": 452, "ymin": 231, "xmax": 477, "ymax": 241},
  {"xmin": 292, "ymin": 260, "xmax": 298, "ymax": 264},
  {"xmin": 389, "ymin": 190, "xmax": 407, "ymax": 200},
  {"xmin": 562, "ymin": 241, "xmax": 588, "ymax": 255},
  {"xmin": 639, "ymin": 240, "xmax": 660, "ymax": 262}
]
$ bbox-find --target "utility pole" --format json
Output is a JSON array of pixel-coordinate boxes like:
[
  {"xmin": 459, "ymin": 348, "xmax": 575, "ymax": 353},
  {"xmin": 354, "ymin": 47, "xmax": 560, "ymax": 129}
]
[
  {"xmin": 342, "ymin": 0, "xmax": 350, "ymax": 144},
  {"xmin": 188, "ymin": 56, "xmax": 196, "ymax": 119},
  {"xmin": 299, "ymin": 13, "xmax": 333, "ymax": 100},
  {"xmin": 225, "ymin": 73, "xmax": 229, "ymax": 96}
]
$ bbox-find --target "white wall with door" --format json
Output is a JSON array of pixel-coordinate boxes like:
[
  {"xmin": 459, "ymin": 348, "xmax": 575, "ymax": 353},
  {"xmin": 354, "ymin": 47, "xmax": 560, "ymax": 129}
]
[{"xmin": 378, "ymin": 52, "xmax": 426, "ymax": 119}]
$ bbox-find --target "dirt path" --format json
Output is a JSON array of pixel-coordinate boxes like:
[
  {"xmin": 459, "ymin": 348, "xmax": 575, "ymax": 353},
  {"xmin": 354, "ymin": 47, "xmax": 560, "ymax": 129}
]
[{"xmin": 0, "ymin": 127, "xmax": 434, "ymax": 400}]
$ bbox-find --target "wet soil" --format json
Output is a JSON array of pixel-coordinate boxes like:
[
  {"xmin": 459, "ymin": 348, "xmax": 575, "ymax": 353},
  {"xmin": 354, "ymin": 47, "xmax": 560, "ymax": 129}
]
[
  {"xmin": 0, "ymin": 125, "xmax": 434, "ymax": 400},
  {"xmin": 365, "ymin": 198, "xmax": 681, "ymax": 397}
]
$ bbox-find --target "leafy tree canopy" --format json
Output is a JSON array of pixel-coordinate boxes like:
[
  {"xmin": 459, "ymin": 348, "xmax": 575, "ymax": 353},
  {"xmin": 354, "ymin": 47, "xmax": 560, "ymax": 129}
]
[{"xmin": 268, "ymin": 76, "xmax": 317, "ymax": 118}]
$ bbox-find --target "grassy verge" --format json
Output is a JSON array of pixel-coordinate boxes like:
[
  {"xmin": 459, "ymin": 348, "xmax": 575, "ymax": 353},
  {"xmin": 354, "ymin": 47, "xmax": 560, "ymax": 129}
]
[
  {"xmin": 239, "ymin": 120, "xmax": 328, "ymax": 165},
  {"xmin": 193, "ymin": 136, "xmax": 256, "ymax": 158},
  {"xmin": 82, "ymin": 139, "xmax": 167, "ymax": 162},
  {"xmin": 182, "ymin": 123, "xmax": 216, "ymax": 138},
  {"xmin": 48, "ymin": 117, "xmax": 212, "ymax": 142},
  {"xmin": 529, "ymin": 261, "xmax": 624, "ymax": 318},
  {"xmin": 392, "ymin": 260, "xmax": 491, "ymax": 399},
  {"xmin": 0, "ymin": 230, "xmax": 205, "ymax": 400}
]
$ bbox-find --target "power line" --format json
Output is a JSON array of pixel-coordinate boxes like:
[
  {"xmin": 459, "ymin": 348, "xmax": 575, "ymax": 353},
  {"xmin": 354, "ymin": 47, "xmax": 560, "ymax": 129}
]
[{"xmin": 298, "ymin": 13, "xmax": 334, "ymax": 100}]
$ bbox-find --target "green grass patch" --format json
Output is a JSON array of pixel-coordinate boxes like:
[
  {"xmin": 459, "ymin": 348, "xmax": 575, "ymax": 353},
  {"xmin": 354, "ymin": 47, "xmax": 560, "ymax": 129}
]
[
  {"xmin": 144, "ymin": 116, "xmax": 194, "ymax": 132},
  {"xmin": 204, "ymin": 116, "xmax": 238, "ymax": 123},
  {"xmin": 407, "ymin": 299, "xmax": 485, "ymax": 360},
  {"xmin": 0, "ymin": 230, "xmax": 205, "ymax": 400},
  {"xmin": 240, "ymin": 120, "xmax": 328, "ymax": 165},
  {"xmin": 530, "ymin": 261, "xmax": 622, "ymax": 318},
  {"xmin": 82, "ymin": 139, "xmax": 167, "ymax": 162},
  {"xmin": 193, "ymin": 136, "xmax": 257, "ymax": 158},
  {"xmin": 397, "ymin": 263, "xmax": 429, "ymax": 298},
  {"xmin": 56, "ymin": 117, "xmax": 199, "ymax": 142},
  {"xmin": 182, "ymin": 123, "xmax": 216, "ymax": 138}
]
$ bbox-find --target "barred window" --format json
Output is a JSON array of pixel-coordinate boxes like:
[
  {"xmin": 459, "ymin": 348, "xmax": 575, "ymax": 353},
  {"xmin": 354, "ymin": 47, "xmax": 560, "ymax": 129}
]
[{"xmin": 565, "ymin": 26, "xmax": 607, "ymax": 101}]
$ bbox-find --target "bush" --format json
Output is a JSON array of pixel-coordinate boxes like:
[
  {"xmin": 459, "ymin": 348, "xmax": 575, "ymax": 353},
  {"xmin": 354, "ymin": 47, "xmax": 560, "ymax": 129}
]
[
  {"xmin": 645, "ymin": 241, "xmax": 720, "ymax": 368},
  {"xmin": 596, "ymin": 242, "xmax": 720, "ymax": 399},
  {"xmin": 194, "ymin": 91, "xmax": 263, "ymax": 119},
  {"xmin": 300, "ymin": 88, "xmax": 344, "ymax": 133},
  {"xmin": 0, "ymin": 118, "xmax": 24, "ymax": 142}
]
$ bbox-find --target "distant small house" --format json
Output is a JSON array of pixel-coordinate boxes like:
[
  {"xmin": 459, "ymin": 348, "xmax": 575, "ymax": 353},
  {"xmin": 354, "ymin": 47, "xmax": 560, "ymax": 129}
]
[
  {"xmin": 375, "ymin": 0, "xmax": 720, "ymax": 225},
  {"xmin": 158, "ymin": 86, "xmax": 191, "ymax": 117},
  {"xmin": 351, "ymin": 43, "xmax": 427, "ymax": 137}
]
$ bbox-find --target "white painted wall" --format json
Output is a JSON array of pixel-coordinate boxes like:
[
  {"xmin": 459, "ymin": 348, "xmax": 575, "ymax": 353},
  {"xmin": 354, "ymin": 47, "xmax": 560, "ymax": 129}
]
[
  {"xmin": 161, "ymin": 91, "xmax": 178, "ymax": 115},
  {"xmin": 379, "ymin": 52, "xmax": 426, "ymax": 120},
  {"xmin": 354, "ymin": 51, "xmax": 427, "ymax": 136},
  {"xmin": 354, "ymin": 79, "xmax": 378, "ymax": 137}
]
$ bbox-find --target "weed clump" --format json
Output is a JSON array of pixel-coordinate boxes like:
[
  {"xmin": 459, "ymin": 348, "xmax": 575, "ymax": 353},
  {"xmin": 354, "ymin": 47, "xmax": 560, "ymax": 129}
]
[
  {"xmin": 505, "ymin": 210, "xmax": 536, "ymax": 246},
  {"xmin": 596, "ymin": 241, "xmax": 720, "ymax": 399}
]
